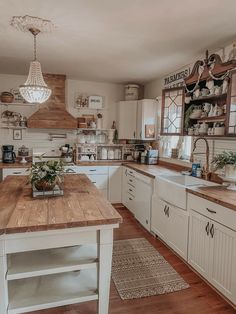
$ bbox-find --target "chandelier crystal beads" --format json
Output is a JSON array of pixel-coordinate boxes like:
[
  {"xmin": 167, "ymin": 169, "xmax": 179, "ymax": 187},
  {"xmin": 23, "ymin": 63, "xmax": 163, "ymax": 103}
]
[{"xmin": 11, "ymin": 16, "xmax": 54, "ymax": 104}]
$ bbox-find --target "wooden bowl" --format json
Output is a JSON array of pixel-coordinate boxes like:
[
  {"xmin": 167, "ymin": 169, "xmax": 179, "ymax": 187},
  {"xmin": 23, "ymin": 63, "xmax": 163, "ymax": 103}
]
[{"xmin": 1, "ymin": 94, "xmax": 14, "ymax": 103}]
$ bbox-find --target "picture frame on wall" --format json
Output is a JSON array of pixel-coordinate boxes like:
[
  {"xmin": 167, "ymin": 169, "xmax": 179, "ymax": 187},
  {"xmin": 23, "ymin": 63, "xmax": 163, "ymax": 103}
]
[{"xmin": 13, "ymin": 129, "xmax": 22, "ymax": 140}]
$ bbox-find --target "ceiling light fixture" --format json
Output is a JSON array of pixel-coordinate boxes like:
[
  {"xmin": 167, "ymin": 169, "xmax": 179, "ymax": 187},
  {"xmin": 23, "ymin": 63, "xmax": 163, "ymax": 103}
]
[{"xmin": 11, "ymin": 16, "xmax": 54, "ymax": 104}]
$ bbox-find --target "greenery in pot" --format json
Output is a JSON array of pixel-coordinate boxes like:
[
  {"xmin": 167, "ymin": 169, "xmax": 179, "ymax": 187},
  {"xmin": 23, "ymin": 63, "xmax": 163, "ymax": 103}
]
[
  {"xmin": 211, "ymin": 151, "xmax": 236, "ymax": 170},
  {"xmin": 28, "ymin": 160, "xmax": 64, "ymax": 191}
]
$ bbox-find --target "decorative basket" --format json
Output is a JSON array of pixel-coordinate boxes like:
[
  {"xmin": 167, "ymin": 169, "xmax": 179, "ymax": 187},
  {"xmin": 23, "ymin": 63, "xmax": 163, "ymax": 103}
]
[{"xmin": 1, "ymin": 92, "xmax": 14, "ymax": 103}]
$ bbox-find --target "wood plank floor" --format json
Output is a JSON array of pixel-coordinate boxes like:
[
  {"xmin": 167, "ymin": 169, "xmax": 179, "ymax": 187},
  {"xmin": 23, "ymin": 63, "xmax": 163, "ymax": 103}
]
[{"xmin": 32, "ymin": 207, "xmax": 235, "ymax": 314}]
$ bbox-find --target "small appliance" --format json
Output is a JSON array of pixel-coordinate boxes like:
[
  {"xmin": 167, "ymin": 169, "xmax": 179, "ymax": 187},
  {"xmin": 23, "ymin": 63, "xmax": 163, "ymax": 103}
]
[
  {"xmin": 2, "ymin": 145, "xmax": 16, "ymax": 163},
  {"xmin": 146, "ymin": 149, "xmax": 159, "ymax": 165}
]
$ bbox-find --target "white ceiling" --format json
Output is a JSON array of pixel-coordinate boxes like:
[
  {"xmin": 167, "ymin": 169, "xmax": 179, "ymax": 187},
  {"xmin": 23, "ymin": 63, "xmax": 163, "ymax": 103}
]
[{"xmin": 0, "ymin": 0, "xmax": 236, "ymax": 83}]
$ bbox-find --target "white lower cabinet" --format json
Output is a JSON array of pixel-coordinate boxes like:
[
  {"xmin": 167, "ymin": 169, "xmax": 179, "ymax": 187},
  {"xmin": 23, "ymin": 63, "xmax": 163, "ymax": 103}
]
[
  {"xmin": 188, "ymin": 195, "xmax": 236, "ymax": 304},
  {"xmin": 2, "ymin": 168, "xmax": 28, "ymax": 180},
  {"xmin": 151, "ymin": 196, "xmax": 189, "ymax": 260},
  {"xmin": 134, "ymin": 173, "xmax": 152, "ymax": 231},
  {"xmin": 108, "ymin": 166, "xmax": 122, "ymax": 203},
  {"xmin": 121, "ymin": 167, "xmax": 153, "ymax": 230}
]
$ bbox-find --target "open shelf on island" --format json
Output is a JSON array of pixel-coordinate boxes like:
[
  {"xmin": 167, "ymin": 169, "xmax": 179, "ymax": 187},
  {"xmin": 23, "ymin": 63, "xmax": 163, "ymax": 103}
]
[
  {"xmin": 8, "ymin": 269, "xmax": 98, "ymax": 314},
  {"xmin": 7, "ymin": 245, "xmax": 98, "ymax": 280}
]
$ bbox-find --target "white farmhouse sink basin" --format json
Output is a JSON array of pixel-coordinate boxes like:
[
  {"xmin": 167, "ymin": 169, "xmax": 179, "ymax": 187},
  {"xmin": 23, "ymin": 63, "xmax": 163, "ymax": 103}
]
[{"xmin": 155, "ymin": 175, "xmax": 218, "ymax": 210}]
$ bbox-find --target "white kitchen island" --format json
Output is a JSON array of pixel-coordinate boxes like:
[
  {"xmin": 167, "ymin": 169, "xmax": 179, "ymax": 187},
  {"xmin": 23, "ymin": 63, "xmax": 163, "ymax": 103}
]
[{"xmin": 0, "ymin": 175, "xmax": 122, "ymax": 314}]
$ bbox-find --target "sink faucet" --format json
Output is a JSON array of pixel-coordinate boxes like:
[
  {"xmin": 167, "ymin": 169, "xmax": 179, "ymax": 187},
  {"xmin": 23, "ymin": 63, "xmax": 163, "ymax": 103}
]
[{"xmin": 191, "ymin": 137, "xmax": 211, "ymax": 180}]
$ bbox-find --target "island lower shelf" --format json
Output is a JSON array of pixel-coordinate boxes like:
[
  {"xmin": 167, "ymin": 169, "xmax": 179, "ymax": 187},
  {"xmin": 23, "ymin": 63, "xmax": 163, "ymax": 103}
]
[
  {"xmin": 7, "ymin": 244, "xmax": 98, "ymax": 280},
  {"xmin": 8, "ymin": 270, "xmax": 98, "ymax": 314}
]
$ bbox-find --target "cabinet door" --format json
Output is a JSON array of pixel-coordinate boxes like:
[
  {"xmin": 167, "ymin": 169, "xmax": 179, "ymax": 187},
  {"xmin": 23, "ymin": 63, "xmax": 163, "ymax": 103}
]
[
  {"xmin": 118, "ymin": 101, "xmax": 137, "ymax": 139},
  {"xmin": 167, "ymin": 205, "xmax": 189, "ymax": 260},
  {"xmin": 188, "ymin": 210, "xmax": 211, "ymax": 279},
  {"xmin": 137, "ymin": 99, "xmax": 157, "ymax": 140},
  {"xmin": 161, "ymin": 87, "xmax": 184, "ymax": 135},
  {"xmin": 135, "ymin": 176, "xmax": 152, "ymax": 231},
  {"xmin": 151, "ymin": 196, "xmax": 168, "ymax": 241},
  {"xmin": 108, "ymin": 166, "xmax": 122, "ymax": 203},
  {"xmin": 121, "ymin": 167, "xmax": 128, "ymax": 207},
  {"xmin": 209, "ymin": 221, "xmax": 236, "ymax": 303}
]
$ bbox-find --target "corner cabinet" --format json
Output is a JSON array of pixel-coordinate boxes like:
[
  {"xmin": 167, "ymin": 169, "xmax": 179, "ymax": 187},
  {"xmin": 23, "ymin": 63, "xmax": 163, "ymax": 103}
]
[
  {"xmin": 118, "ymin": 99, "xmax": 157, "ymax": 140},
  {"xmin": 160, "ymin": 87, "xmax": 184, "ymax": 135}
]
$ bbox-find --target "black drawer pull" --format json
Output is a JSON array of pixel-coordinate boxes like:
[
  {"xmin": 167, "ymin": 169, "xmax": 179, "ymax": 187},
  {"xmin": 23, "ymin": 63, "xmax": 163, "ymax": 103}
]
[
  {"xmin": 89, "ymin": 169, "xmax": 97, "ymax": 172},
  {"xmin": 13, "ymin": 172, "xmax": 22, "ymax": 174},
  {"xmin": 164, "ymin": 205, "xmax": 167, "ymax": 215},
  {"xmin": 206, "ymin": 208, "xmax": 216, "ymax": 214},
  {"xmin": 92, "ymin": 182, "xmax": 96, "ymax": 184},
  {"xmin": 205, "ymin": 222, "xmax": 210, "ymax": 236}
]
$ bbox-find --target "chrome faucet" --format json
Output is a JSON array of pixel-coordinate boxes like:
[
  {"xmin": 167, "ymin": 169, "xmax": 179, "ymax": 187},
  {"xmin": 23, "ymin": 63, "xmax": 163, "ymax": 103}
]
[{"xmin": 191, "ymin": 137, "xmax": 211, "ymax": 180}]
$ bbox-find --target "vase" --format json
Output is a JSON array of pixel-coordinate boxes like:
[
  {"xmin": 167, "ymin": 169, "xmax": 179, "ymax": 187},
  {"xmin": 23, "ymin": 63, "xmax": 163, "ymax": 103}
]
[
  {"xmin": 34, "ymin": 180, "xmax": 57, "ymax": 191},
  {"xmin": 225, "ymin": 165, "xmax": 236, "ymax": 178}
]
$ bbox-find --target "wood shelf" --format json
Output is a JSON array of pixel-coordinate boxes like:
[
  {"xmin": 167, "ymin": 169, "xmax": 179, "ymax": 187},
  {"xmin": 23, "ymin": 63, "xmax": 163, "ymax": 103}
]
[
  {"xmin": 0, "ymin": 102, "xmax": 37, "ymax": 106},
  {"xmin": 75, "ymin": 107, "xmax": 107, "ymax": 110},
  {"xmin": 8, "ymin": 270, "xmax": 98, "ymax": 314},
  {"xmin": 77, "ymin": 128, "xmax": 113, "ymax": 131},
  {"xmin": 197, "ymin": 115, "xmax": 226, "ymax": 123},
  {"xmin": 7, "ymin": 245, "xmax": 98, "ymax": 280},
  {"xmin": 1, "ymin": 126, "xmax": 27, "ymax": 129},
  {"xmin": 189, "ymin": 93, "xmax": 227, "ymax": 103}
]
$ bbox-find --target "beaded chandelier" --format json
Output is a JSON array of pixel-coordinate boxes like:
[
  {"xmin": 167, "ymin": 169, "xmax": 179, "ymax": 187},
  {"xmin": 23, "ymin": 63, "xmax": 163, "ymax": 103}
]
[{"xmin": 11, "ymin": 16, "xmax": 54, "ymax": 104}]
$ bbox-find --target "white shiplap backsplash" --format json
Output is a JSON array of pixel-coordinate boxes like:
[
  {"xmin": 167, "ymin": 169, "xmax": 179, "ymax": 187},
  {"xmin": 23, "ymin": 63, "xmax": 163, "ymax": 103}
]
[{"xmin": 192, "ymin": 138, "xmax": 236, "ymax": 172}]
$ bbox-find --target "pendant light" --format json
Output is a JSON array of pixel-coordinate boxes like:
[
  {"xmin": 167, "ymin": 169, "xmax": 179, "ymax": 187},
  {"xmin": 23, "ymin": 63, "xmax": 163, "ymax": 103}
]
[{"xmin": 19, "ymin": 27, "xmax": 51, "ymax": 104}]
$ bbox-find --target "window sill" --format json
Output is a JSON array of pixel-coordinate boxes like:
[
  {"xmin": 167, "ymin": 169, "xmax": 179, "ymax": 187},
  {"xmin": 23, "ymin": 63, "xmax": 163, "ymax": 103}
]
[{"xmin": 159, "ymin": 157, "xmax": 192, "ymax": 168}]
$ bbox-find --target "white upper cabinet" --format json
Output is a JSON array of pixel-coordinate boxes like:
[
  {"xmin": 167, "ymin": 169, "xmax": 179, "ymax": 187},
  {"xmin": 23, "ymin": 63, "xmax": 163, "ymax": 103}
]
[
  {"xmin": 118, "ymin": 99, "xmax": 157, "ymax": 140},
  {"xmin": 136, "ymin": 99, "xmax": 157, "ymax": 140},
  {"xmin": 118, "ymin": 101, "xmax": 137, "ymax": 139}
]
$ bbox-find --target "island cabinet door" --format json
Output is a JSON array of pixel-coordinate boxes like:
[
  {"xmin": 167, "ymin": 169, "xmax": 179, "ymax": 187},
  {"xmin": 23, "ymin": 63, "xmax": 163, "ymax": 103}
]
[
  {"xmin": 188, "ymin": 210, "xmax": 211, "ymax": 280},
  {"xmin": 209, "ymin": 221, "xmax": 236, "ymax": 304}
]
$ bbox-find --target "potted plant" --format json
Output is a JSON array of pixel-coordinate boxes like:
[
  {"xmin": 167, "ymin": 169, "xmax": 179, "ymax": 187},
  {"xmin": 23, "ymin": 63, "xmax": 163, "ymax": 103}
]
[
  {"xmin": 211, "ymin": 151, "xmax": 236, "ymax": 178},
  {"xmin": 28, "ymin": 160, "xmax": 64, "ymax": 191}
]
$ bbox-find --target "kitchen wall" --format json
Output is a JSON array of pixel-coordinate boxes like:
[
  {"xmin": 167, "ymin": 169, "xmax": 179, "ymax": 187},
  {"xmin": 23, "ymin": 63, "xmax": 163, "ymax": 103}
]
[
  {"xmin": 0, "ymin": 73, "xmax": 124, "ymax": 156},
  {"xmin": 144, "ymin": 42, "xmax": 236, "ymax": 169}
]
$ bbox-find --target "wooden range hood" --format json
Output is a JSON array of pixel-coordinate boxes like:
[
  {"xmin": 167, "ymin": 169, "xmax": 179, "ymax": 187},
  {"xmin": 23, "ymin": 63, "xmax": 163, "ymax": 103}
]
[{"xmin": 27, "ymin": 74, "xmax": 77, "ymax": 129}]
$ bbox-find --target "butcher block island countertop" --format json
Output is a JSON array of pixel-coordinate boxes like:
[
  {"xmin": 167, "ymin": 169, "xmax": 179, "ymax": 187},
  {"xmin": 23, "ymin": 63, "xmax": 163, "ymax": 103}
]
[
  {"xmin": 0, "ymin": 174, "xmax": 122, "ymax": 234},
  {"xmin": 0, "ymin": 174, "xmax": 122, "ymax": 314}
]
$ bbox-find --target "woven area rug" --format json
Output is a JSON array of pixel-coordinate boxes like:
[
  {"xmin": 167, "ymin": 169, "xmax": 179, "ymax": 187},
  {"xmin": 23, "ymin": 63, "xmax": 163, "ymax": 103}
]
[{"xmin": 112, "ymin": 238, "xmax": 189, "ymax": 300}]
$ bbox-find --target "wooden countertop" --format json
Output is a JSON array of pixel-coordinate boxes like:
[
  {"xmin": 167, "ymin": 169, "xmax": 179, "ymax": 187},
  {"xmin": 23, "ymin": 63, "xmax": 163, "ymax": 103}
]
[
  {"xmin": 0, "ymin": 175, "xmax": 122, "ymax": 235},
  {"xmin": 123, "ymin": 163, "xmax": 179, "ymax": 178},
  {"xmin": 0, "ymin": 162, "xmax": 32, "ymax": 169},
  {"xmin": 187, "ymin": 185, "xmax": 236, "ymax": 212}
]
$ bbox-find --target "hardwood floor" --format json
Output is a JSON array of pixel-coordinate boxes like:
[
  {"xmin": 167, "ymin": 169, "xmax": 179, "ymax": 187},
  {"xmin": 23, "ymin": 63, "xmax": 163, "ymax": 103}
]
[{"xmin": 33, "ymin": 207, "xmax": 235, "ymax": 314}]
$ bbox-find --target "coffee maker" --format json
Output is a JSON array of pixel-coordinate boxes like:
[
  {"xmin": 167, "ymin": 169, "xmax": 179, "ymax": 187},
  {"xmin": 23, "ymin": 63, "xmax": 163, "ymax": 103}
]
[{"xmin": 2, "ymin": 145, "xmax": 16, "ymax": 163}]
